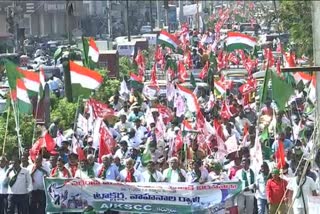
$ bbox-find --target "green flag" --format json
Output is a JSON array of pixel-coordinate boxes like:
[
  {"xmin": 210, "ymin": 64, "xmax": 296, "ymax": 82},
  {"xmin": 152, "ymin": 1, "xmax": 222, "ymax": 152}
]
[
  {"xmin": 259, "ymin": 69, "xmax": 271, "ymax": 105},
  {"xmin": 260, "ymin": 127, "xmax": 269, "ymax": 143},
  {"xmin": 82, "ymin": 36, "xmax": 90, "ymax": 67},
  {"xmin": 251, "ymin": 45, "xmax": 259, "ymax": 59},
  {"xmin": 141, "ymin": 142, "xmax": 152, "ymax": 167},
  {"xmin": 271, "ymin": 71, "xmax": 294, "ymax": 110},
  {"xmin": 190, "ymin": 72, "xmax": 196, "ymax": 88},
  {"xmin": 4, "ymin": 60, "xmax": 23, "ymax": 90},
  {"xmin": 53, "ymin": 47, "xmax": 63, "ymax": 65}
]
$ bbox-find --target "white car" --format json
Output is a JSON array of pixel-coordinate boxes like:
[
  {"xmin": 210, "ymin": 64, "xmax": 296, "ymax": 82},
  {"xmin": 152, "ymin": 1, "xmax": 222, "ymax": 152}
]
[{"xmin": 140, "ymin": 26, "xmax": 152, "ymax": 34}]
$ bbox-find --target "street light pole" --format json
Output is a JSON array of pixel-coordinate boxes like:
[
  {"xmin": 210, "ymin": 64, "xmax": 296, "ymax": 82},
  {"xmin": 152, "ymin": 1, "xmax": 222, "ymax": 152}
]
[
  {"xmin": 126, "ymin": 0, "xmax": 131, "ymax": 42},
  {"xmin": 312, "ymin": 2, "xmax": 320, "ymax": 114}
]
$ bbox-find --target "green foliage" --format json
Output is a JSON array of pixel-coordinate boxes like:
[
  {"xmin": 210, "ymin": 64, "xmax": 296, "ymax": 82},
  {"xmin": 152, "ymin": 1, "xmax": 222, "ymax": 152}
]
[
  {"xmin": 279, "ymin": 1, "xmax": 313, "ymax": 58},
  {"xmin": 119, "ymin": 57, "xmax": 134, "ymax": 78},
  {"xmin": 0, "ymin": 110, "xmax": 35, "ymax": 157},
  {"xmin": 92, "ymin": 69, "xmax": 120, "ymax": 104},
  {"xmin": 50, "ymin": 98, "xmax": 78, "ymax": 130}
]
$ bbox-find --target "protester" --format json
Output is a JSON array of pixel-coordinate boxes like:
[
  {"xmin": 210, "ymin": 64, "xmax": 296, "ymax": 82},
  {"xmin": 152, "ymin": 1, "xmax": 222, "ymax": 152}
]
[
  {"xmin": 255, "ymin": 162, "xmax": 270, "ymax": 214},
  {"xmin": 266, "ymin": 168, "xmax": 288, "ymax": 214},
  {"xmin": 6, "ymin": 156, "xmax": 33, "ymax": 214},
  {"xmin": 0, "ymin": 156, "xmax": 8, "ymax": 214}
]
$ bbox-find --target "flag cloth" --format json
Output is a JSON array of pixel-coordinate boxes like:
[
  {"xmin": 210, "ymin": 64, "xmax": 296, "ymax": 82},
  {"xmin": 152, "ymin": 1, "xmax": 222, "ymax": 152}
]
[
  {"xmin": 39, "ymin": 66, "xmax": 46, "ymax": 99},
  {"xmin": 225, "ymin": 135, "xmax": 238, "ymax": 154},
  {"xmin": 29, "ymin": 132, "xmax": 56, "ymax": 161},
  {"xmin": 225, "ymin": 32, "xmax": 257, "ymax": 52},
  {"xmin": 276, "ymin": 140, "xmax": 286, "ymax": 169},
  {"xmin": 250, "ymin": 131, "xmax": 263, "ymax": 174},
  {"xmin": 271, "ymin": 71, "xmax": 294, "ymax": 110},
  {"xmin": 53, "ymin": 47, "xmax": 63, "ymax": 65},
  {"xmin": 309, "ymin": 75, "xmax": 316, "ymax": 103},
  {"xmin": 176, "ymin": 84, "xmax": 200, "ymax": 113},
  {"xmin": 178, "ymin": 61, "xmax": 188, "ymax": 82},
  {"xmin": 199, "ymin": 61, "xmax": 209, "ymax": 79},
  {"xmin": 119, "ymin": 79, "xmax": 130, "ymax": 96},
  {"xmin": 17, "ymin": 68, "xmax": 40, "ymax": 97},
  {"xmin": 16, "ymin": 79, "xmax": 32, "ymax": 114},
  {"xmin": 157, "ymin": 30, "xmax": 179, "ymax": 50},
  {"xmin": 129, "ymin": 72, "xmax": 144, "ymax": 90},
  {"xmin": 98, "ymin": 123, "xmax": 115, "ymax": 163},
  {"xmin": 5, "ymin": 60, "xmax": 24, "ymax": 91},
  {"xmin": 214, "ymin": 80, "xmax": 226, "ymax": 96},
  {"xmin": 88, "ymin": 37, "xmax": 99, "ymax": 63},
  {"xmin": 190, "ymin": 72, "xmax": 196, "ymax": 88},
  {"xmin": 260, "ymin": 69, "xmax": 271, "ymax": 105},
  {"xmin": 141, "ymin": 140, "xmax": 152, "ymax": 166},
  {"xmin": 69, "ymin": 61, "xmax": 103, "ymax": 98}
]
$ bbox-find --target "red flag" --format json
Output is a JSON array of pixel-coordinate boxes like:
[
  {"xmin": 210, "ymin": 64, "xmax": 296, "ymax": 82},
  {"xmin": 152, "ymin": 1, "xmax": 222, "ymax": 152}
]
[
  {"xmin": 150, "ymin": 63, "xmax": 158, "ymax": 86},
  {"xmin": 220, "ymin": 102, "xmax": 233, "ymax": 120},
  {"xmin": 228, "ymin": 52, "xmax": 239, "ymax": 65},
  {"xmin": 174, "ymin": 131, "xmax": 183, "ymax": 154},
  {"xmin": 283, "ymin": 52, "xmax": 296, "ymax": 67},
  {"xmin": 199, "ymin": 61, "xmax": 209, "ymax": 79},
  {"xmin": 239, "ymin": 78, "xmax": 256, "ymax": 94},
  {"xmin": 156, "ymin": 104, "xmax": 173, "ymax": 124},
  {"xmin": 276, "ymin": 141, "xmax": 286, "ymax": 169},
  {"xmin": 178, "ymin": 61, "xmax": 188, "ymax": 82},
  {"xmin": 264, "ymin": 48, "xmax": 274, "ymax": 66},
  {"xmin": 184, "ymin": 50, "xmax": 193, "ymax": 69},
  {"xmin": 98, "ymin": 124, "xmax": 115, "ymax": 163},
  {"xmin": 84, "ymin": 99, "xmax": 111, "ymax": 119},
  {"xmin": 30, "ymin": 132, "xmax": 56, "ymax": 161}
]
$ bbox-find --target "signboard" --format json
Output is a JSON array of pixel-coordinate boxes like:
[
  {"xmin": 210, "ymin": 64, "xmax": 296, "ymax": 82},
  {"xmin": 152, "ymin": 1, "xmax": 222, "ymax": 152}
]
[{"xmin": 44, "ymin": 178, "xmax": 242, "ymax": 213}]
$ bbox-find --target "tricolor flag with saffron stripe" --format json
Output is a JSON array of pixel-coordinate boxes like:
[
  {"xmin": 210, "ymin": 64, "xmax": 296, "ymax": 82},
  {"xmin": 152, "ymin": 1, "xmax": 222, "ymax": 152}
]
[
  {"xmin": 225, "ymin": 32, "xmax": 257, "ymax": 52},
  {"xmin": 88, "ymin": 37, "xmax": 100, "ymax": 63},
  {"xmin": 214, "ymin": 80, "xmax": 226, "ymax": 96},
  {"xmin": 16, "ymin": 79, "xmax": 32, "ymax": 114},
  {"xmin": 157, "ymin": 30, "xmax": 179, "ymax": 51},
  {"xmin": 69, "ymin": 61, "xmax": 103, "ymax": 98},
  {"xmin": 129, "ymin": 72, "xmax": 144, "ymax": 90},
  {"xmin": 17, "ymin": 68, "xmax": 40, "ymax": 97},
  {"xmin": 176, "ymin": 84, "xmax": 200, "ymax": 113}
]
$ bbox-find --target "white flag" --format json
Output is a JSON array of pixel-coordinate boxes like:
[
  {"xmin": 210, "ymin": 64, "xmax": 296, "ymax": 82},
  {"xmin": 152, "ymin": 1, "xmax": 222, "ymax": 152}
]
[{"xmin": 119, "ymin": 80, "xmax": 129, "ymax": 96}]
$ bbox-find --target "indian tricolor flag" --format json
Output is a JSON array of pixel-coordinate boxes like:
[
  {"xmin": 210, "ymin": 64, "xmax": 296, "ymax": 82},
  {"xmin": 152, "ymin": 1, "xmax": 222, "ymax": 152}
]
[
  {"xmin": 309, "ymin": 75, "xmax": 316, "ymax": 103},
  {"xmin": 17, "ymin": 68, "xmax": 40, "ymax": 97},
  {"xmin": 69, "ymin": 61, "xmax": 103, "ymax": 98},
  {"xmin": 16, "ymin": 79, "xmax": 32, "ymax": 114},
  {"xmin": 129, "ymin": 72, "xmax": 144, "ymax": 89},
  {"xmin": 176, "ymin": 84, "xmax": 200, "ymax": 113},
  {"xmin": 157, "ymin": 30, "xmax": 179, "ymax": 50},
  {"xmin": 88, "ymin": 37, "xmax": 99, "ymax": 63},
  {"xmin": 214, "ymin": 80, "xmax": 226, "ymax": 96},
  {"xmin": 225, "ymin": 32, "xmax": 257, "ymax": 51}
]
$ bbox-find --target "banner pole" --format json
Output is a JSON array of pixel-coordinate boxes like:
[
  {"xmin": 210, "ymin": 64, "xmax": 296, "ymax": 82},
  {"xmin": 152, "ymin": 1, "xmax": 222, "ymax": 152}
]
[
  {"xmin": 10, "ymin": 95, "xmax": 23, "ymax": 157},
  {"xmin": 31, "ymin": 96, "xmax": 40, "ymax": 145}
]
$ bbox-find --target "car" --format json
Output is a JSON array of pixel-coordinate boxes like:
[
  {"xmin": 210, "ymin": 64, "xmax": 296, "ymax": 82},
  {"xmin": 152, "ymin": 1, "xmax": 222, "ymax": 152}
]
[{"xmin": 140, "ymin": 26, "xmax": 152, "ymax": 34}]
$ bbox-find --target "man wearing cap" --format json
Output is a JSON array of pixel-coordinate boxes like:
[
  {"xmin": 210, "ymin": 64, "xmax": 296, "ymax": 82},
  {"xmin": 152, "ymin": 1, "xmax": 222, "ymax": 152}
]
[
  {"xmin": 266, "ymin": 168, "xmax": 288, "ymax": 214},
  {"xmin": 120, "ymin": 158, "xmax": 142, "ymax": 182},
  {"xmin": 142, "ymin": 161, "xmax": 164, "ymax": 182},
  {"xmin": 128, "ymin": 104, "xmax": 144, "ymax": 123},
  {"xmin": 122, "ymin": 129, "xmax": 141, "ymax": 150},
  {"xmin": 163, "ymin": 157, "xmax": 186, "ymax": 183},
  {"xmin": 83, "ymin": 137, "xmax": 96, "ymax": 156}
]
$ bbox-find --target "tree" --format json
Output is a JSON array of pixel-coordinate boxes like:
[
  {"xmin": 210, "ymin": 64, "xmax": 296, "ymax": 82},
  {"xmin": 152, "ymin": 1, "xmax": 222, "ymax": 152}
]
[
  {"xmin": 92, "ymin": 69, "xmax": 120, "ymax": 104},
  {"xmin": 279, "ymin": 1, "xmax": 313, "ymax": 58},
  {"xmin": 119, "ymin": 57, "xmax": 136, "ymax": 78}
]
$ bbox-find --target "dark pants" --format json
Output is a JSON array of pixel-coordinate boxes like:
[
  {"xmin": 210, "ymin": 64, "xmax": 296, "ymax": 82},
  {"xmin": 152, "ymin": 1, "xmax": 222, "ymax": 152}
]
[
  {"xmin": 0, "ymin": 194, "xmax": 7, "ymax": 214},
  {"xmin": 7, "ymin": 194, "xmax": 29, "ymax": 214},
  {"xmin": 30, "ymin": 190, "xmax": 46, "ymax": 214}
]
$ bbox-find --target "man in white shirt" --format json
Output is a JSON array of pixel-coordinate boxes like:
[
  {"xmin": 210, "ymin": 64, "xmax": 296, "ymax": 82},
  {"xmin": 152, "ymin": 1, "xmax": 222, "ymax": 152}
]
[
  {"xmin": 163, "ymin": 157, "xmax": 186, "ymax": 182},
  {"xmin": 186, "ymin": 160, "xmax": 209, "ymax": 184},
  {"xmin": 133, "ymin": 118, "xmax": 148, "ymax": 141},
  {"xmin": 120, "ymin": 158, "xmax": 142, "ymax": 182},
  {"xmin": 27, "ymin": 155, "xmax": 49, "ymax": 214},
  {"xmin": 6, "ymin": 156, "xmax": 32, "ymax": 214},
  {"xmin": 87, "ymin": 154, "xmax": 100, "ymax": 177},
  {"xmin": 235, "ymin": 158, "xmax": 255, "ymax": 214},
  {"xmin": 142, "ymin": 161, "xmax": 164, "ymax": 182},
  {"xmin": 0, "ymin": 156, "xmax": 8, "ymax": 214},
  {"xmin": 287, "ymin": 165, "xmax": 317, "ymax": 214}
]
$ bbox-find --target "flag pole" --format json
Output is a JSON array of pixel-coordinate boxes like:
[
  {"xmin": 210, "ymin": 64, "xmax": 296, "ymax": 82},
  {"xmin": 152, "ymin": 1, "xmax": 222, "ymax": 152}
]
[
  {"xmin": 31, "ymin": 96, "xmax": 41, "ymax": 145},
  {"xmin": 73, "ymin": 96, "xmax": 82, "ymax": 133},
  {"xmin": 10, "ymin": 93, "xmax": 23, "ymax": 157},
  {"xmin": 2, "ymin": 106, "xmax": 11, "ymax": 155}
]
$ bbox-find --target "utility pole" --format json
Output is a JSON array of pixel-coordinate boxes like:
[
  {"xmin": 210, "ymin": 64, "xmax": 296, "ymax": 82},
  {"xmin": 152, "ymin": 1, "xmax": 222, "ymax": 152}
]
[
  {"xmin": 107, "ymin": 0, "xmax": 112, "ymax": 37},
  {"xmin": 156, "ymin": 0, "xmax": 160, "ymax": 28},
  {"xmin": 179, "ymin": 0, "xmax": 184, "ymax": 27},
  {"xmin": 196, "ymin": 0, "xmax": 199, "ymax": 30},
  {"xmin": 66, "ymin": 0, "xmax": 73, "ymax": 44},
  {"xmin": 312, "ymin": 2, "xmax": 320, "ymax": 114},
  {"xmin": 126, "ymin": 0, "xmax": 131, "ymax": 41},
  {"xmin": 149, "ymin": 0, "xmax": 153, "ymax": 32}
]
